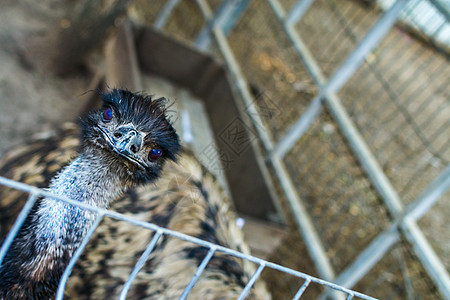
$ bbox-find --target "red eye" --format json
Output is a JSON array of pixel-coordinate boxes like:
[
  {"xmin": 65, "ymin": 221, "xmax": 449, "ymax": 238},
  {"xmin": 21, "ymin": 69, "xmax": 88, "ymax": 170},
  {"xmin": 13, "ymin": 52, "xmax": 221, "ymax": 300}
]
[
  {"xmin": 102, "ymin": 108, "xmax": 113, "ymax": 122},
  {"xmin": 149, "ymin": 148, "xmax": 163, "ymax": 160}
]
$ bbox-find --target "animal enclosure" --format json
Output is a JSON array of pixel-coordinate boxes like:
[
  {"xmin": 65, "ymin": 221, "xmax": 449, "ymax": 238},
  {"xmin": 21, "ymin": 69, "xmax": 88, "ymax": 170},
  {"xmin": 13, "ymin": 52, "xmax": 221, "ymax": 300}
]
[
  {"xmin": 0, "ymin": 0, "xmax": 448, "ymax": 299},
  {"xmin": 127, "ymin": 0, "xmax": 449, "ymax": 299}
]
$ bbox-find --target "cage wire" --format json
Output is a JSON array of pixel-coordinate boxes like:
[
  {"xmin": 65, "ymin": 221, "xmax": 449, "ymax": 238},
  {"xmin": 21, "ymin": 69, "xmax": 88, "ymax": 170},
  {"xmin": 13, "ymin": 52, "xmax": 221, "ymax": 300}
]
[
  {"xmin": 284, "ymin": 109, "xmax": 392, "ymax": 274},
  {"xmin": 131, "ymin": 0, "xmax": 450, "ymax": 299},
  {"xmin": 0, "ymin": 176, "xmax": 376, "ymax": 300}
]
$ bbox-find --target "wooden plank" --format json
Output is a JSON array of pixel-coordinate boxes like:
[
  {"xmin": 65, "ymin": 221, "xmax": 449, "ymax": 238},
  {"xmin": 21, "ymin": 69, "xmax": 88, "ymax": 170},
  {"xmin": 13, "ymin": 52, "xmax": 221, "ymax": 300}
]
[
  {"xmin": 135, "ymin": 26, "xmax": 278, "ymax": 220},
  {"xmin": 240, "ymin": 215, "xmax": 287, "ymax": 260}
]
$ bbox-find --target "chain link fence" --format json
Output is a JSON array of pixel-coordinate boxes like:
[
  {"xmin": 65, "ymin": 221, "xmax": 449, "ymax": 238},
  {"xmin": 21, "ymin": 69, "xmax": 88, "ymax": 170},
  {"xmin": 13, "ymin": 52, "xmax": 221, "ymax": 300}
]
[{"xmin": 129, "ymin": 0, "xmax": 450, "ymax": 299}]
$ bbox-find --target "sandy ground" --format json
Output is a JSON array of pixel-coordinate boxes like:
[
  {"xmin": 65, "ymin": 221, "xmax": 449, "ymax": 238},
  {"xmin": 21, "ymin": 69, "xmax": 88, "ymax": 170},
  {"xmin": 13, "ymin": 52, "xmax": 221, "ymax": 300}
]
[{"xmin": 0, "ymin": 0, "xmax": 91, "ymax": 156}]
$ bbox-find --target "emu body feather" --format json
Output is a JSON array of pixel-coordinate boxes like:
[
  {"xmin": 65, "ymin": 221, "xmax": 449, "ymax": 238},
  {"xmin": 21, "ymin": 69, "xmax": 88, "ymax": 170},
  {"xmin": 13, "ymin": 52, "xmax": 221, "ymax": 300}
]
[{"xmin": 0, "ymin": 125, "xmax": 270, "ymax": 299}]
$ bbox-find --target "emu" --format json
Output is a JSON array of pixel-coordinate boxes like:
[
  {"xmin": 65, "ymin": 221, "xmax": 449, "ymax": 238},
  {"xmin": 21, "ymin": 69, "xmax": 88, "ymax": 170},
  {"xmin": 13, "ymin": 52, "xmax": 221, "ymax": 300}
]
[
  {"xmin": 0, "ymin": 89, "xmax": 180, "ymax": 299},
  {"xmin": 0, "ymin": 90, "xmax": 270, "ymax": 299}
]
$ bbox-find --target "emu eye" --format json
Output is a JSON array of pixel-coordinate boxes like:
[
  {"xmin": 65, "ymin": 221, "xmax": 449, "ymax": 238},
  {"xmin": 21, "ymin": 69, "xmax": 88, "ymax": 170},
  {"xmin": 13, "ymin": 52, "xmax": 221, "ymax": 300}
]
[
  {"xmin": 149, "ymin": 148, "xmax": 163, "ymax": 160},
  {"xmin": 102, "ymin": 107, "xmax": 113, "ymax": 122}
]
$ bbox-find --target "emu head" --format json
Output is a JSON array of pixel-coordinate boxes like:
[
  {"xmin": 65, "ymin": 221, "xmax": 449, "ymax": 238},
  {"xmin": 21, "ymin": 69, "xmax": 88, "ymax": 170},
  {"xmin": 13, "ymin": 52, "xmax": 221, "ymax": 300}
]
[{"xmin": 81, "ymin": 89, "xmax": 180, "ymax": 185}]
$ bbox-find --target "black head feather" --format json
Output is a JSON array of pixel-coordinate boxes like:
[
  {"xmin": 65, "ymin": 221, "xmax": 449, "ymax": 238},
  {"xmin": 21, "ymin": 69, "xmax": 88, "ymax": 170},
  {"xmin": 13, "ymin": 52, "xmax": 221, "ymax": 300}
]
[{"xmin": 80, "ymin": 89, "xmax": 181, "ymax": 185}]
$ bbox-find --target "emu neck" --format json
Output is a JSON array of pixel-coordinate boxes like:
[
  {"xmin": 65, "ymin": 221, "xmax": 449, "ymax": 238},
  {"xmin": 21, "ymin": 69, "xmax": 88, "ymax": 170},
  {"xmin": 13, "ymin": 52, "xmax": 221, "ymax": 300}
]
[
  {"xmin": 49, "ymin": 151, "xmax": 124, "ymax": 207},
  {"xmin": 34, "ymin": 151, "xmax": 126, "ymax": 246},
  {"xmin": 0, "ymin": 150, "xmax": 128, "ymax": 299}
]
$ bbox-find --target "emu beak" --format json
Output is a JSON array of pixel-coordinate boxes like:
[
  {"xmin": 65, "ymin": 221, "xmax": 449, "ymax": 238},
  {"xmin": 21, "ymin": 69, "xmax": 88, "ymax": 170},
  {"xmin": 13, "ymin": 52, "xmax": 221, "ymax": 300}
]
[
  {"xmin": 97, "ymin": 124, "xmax": 147, "ymax": 169},
  {"xmin": 114, "ymin": 127, "xmax": 143, "ymax": 157}
]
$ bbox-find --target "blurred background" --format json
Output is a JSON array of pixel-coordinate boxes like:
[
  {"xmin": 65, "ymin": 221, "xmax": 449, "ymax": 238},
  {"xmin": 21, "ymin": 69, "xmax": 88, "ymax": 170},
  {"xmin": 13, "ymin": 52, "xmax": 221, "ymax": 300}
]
[{"xmin": 0, "ymin": 0, "xmax": 448, "ymax": 299}]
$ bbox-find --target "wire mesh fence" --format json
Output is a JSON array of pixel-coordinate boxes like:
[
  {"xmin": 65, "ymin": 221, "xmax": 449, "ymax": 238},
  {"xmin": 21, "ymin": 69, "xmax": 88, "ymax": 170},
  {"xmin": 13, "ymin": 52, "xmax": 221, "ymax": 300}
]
[
  {"xmin": 0, "ymin": 176, "xmax": 377, "ymax": 300},
  {"xmin": 127, "ymin": 0, "xmax": 450, "ymax": 299},
  {"xmin": 337, "ymin": 0, "xmax": 450, "ymax": 206},
  {"xmin": 284, "ymin": 109, "xmax": 392, "ymax": 274}
]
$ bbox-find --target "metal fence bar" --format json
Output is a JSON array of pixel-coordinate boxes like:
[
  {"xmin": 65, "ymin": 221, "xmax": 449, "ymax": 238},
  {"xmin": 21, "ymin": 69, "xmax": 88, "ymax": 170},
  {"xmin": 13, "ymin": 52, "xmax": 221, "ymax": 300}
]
[
  {"xmin": 264, "ymin": 1, "xmax": 450, "ymax": 298},
  {"xmin": 268, "ymin": 0, "xmax": 408, "ymax": 160},
  {"xmin": 267, "ymin": 0, "xmax": 327, "ymax": 157},
  {"xmin": 428, "ymin": 0, "xmax": 450, "ymax": 23},
  {"xmin": 271, "ymin": 158, "xmax": 336, "ymax": 281},
  {"xmin": 0, "ymin": 192, "xmax": 38, "ymax": 266},
  {"xmin": 120, "ymin": 230, "xmax": 163, "ymax": 299},
  {"xmin": 154, "ymin": 0, "xmax": 180, "ymax": 29},
  {"xmin": 267, "ymin": 0, "xmax": 326, "ymax": 84},
  {"xmin": 293, "ymin": 278, "xmax": 311, "ymax": 300},
  {"xmin": 286, "ymin": 0, "xmax": 315, "ymax": 25},
  {"xmin": 210, "ymin": 28, "xmax": 274, "ymax": 150},
  {"xmin": 325, "ymin": 0, "xmax": 408, "ymax": 93},
  {"xmin": 195, "ymin": 0, "xmax": 214, "ymax": 21},
  {"xmin": 326, "ymin": 166, "xmax": 450, "ymax": 297},
  {"xmin": 324, "ymin": 92, "xmax": 404, "ymax": 216},
  {"xmin": 0, "ymin": 176, "xmax": 377, "ymax": 300},
  {"xmin": 221, "ymin": 0, "xmax": 251, "ymax": 35},
  {"xmin": 402, "ymin": 218, "xmax": 450, "ymax": 299},
  {"xmin": 405, "ymin": 164, "xmax": 450, "ymax": 221},
  {"xmin": 179, "ymin": 247, "xmax": 216, "ymax": 300},
  {"xmin": 195, "ymin": 0, "xmax": 221, "ymax": 49},
  {"xmin": 56, "ymin": 213, "xmax": 104, "ymax": 300},
  {"xmin": 195, "ymin": 0, "xmax": 250, "ymax": 51},
  {"xmin": 270, "ymin": 95, "xmax": 322, "ymax": 159},
  {"xmin": 237, "ymin": 263, "xmax": 265, "ymax": 300},
  {"xmin": 329, "ymin": 226, "xmax": 399, "ymax": 291}
]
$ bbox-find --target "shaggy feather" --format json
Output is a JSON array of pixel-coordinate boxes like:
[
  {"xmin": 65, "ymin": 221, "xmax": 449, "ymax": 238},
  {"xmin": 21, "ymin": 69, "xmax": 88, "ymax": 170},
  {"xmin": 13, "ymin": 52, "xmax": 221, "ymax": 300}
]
[
  {"xmin": 0, "ymin": 90, "xmax": 180, "ymax": 299},
  {"xmin": 0, "ymin": 125, "xmax": 271, "ymax": 299}
]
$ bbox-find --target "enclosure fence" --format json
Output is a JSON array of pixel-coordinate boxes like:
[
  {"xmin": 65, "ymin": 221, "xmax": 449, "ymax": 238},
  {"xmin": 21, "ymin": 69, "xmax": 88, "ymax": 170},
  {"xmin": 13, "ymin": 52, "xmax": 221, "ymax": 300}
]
[
  {"xmin": 0, "ymin": 176, "xmax": 376, "ymax": 300},
  {"xmin": 141, "ymin": 0, "xmax": 450, "ymax": 299}
]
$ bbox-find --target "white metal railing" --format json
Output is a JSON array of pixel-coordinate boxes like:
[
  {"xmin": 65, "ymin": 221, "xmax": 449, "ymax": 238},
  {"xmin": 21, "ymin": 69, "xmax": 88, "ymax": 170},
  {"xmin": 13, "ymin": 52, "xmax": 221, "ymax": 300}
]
[{"xmin": 0, "ymin": 176, "xmax": 377, "ymax": 300}]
